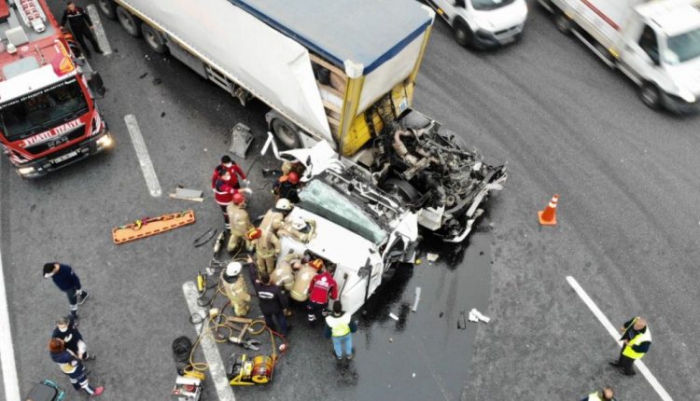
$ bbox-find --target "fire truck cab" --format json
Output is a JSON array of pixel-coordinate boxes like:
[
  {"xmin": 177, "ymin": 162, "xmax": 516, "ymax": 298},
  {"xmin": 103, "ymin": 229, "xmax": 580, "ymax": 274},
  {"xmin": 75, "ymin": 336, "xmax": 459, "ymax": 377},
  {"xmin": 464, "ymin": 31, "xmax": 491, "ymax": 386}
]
[{"xmin": 0, "ymin": 0, "xmax": 112, "ymax": 178}]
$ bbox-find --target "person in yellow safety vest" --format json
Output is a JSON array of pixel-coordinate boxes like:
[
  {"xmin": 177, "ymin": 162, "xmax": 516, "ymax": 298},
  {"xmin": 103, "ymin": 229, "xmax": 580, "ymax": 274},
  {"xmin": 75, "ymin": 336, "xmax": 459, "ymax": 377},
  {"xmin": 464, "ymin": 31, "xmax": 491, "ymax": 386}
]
[
  {"xmin": 220, "ymin": 262, "xmax": 251, "ymax": 317},
  {"xmin": 324, "ymin": 302, "xmax": 358, "ymax": 361},
  {"xmin": 255, "ymin": 199, "xmax": 292, "ymax": 275},
  {"xmin": 609, "ymin": 316, "xmax": 651, "ymax": 376},
  {"xmin": 226, "ymin": 193, "xmax": 254, "ymax": 253},
  {"xmin": 580, "ymin": 387, "xmax": 616, "ymax": 401}
]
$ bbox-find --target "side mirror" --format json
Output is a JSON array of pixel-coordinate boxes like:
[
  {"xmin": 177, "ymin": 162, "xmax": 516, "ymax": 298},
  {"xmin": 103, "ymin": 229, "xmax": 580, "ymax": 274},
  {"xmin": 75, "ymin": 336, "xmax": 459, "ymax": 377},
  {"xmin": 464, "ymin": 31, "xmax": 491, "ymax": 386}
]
[{"xmin": 88, "ymin": 73, "xmax": 106, "ymax": 97}]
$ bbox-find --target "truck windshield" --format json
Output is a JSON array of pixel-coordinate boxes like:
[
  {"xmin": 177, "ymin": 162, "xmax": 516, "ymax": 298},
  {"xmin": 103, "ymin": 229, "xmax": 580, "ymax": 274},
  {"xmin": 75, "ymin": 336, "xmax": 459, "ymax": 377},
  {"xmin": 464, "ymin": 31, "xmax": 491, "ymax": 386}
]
[
  {"xmin": 0, "ymin": 79, "xmax": 88, "ymax": 142},
  {"xmin": 298, "ymin": 180, "xmax": 387, "ymax": 244},
  {"xmin": 471, "ymin": 0, "xmax": 516, "ymax": 11},
  {"xmin": 666, "ymin": 28, "xmax": 700, "ymax": 64}
]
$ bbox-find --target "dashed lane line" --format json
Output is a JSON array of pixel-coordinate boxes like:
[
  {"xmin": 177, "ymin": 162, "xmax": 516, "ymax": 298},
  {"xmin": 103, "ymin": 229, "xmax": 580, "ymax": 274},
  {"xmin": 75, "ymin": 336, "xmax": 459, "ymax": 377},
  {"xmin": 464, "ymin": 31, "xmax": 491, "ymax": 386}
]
[
  {"xmin": 566, "ymin": 276, "xmax": 673, "ymax": 401},
  {"xmin": 0, "ymin": 247, "xmax": 21, "ymax": 401},
  {"xmin": 182, "ymin": 281, "xmax": 236, "ymax": 401},
  {"xmin": 124, "ymin": 115, "xmax": 162, "ymax": 197},
  {"xmin": 86, "ymin": 5, "xmax": 113, "ymax": 56}
]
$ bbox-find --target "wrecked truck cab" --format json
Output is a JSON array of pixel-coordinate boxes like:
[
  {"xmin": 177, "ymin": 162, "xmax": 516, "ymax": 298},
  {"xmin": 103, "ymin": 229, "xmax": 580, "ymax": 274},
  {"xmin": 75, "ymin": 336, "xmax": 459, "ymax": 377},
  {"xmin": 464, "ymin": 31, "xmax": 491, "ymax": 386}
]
[
  {"xmin": 356, "ymin": 110, "xmax": 507, "ymax": 242},
  {"xmin": 275, "ymin": 168, "xmax": 419, "ymax": 316}
]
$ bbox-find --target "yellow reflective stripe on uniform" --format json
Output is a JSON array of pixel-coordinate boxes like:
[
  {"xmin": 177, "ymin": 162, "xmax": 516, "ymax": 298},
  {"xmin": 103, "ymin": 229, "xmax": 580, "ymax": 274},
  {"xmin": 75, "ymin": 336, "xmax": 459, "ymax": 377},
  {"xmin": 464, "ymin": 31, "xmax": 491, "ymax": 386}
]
[
  {"xmin": 587, "ymin": 392, "xmax": 602, "ymax": 401},
  {"xmin": 328, "ymin": 314, "xmax": 351, "ymax": 337},
  {"xmin": 622, "ymin": 328, "xmax": 652, "ymax": 359},
  {"xmin": 59, "ymin": 362, "xmax": 76, "ymax": 374}
]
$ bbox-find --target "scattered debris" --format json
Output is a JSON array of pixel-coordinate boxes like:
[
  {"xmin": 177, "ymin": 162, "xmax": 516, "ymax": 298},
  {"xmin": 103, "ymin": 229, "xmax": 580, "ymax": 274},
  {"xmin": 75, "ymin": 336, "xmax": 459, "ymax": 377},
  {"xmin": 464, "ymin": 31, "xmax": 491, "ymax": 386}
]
[
  {"xmin": 161, "ymin": 112, "xmax": 166, "ymax": 118},
  {"xmin": 169, "ymin": 187, "xmax": 204, "ymax": 202},
  {"xmin": 415, "ymin": 258, "xmax": 422, "ymax": 265},
  {"xmin": 153, "ymin": 78, "xmax": 162, "ymax": 85},
  {"xmin": 469, "ymin": 308, "xmax": 491, "ymax": 324},
  {"xmin": 139, "ymin": 72, "xmax": 148, "ymax": 79},
  {"xmin": 427, "ymin": 253, "xmax": 439, "ymax": 263},
  {"xmin": 389, "ymin": 312, "xmax": 399, "ymax": 321},
  {"xmin": 412, "ymin": 373, "xmax": 416, "ymax": 378},
  {"xmin": 439, "ymin": 312, "xmax": 444, "ymax": 318},
  {"xmin": 230, "ymin": 123, "xmax": 254, "ymax": 158},
  {"xmin": 457, "ymin": 311, "xmax": 467, "ymax": 330},
  {"xmin": 411, "ymin": 287, "xmax": 421, "ymax": 312},
  {"xmin": 389, "ymin": 337, "xmax": 393, "ymax": 343},
  {"xmin": 193, "ymin": 228, "xmax": 217, "ymax": 248}
]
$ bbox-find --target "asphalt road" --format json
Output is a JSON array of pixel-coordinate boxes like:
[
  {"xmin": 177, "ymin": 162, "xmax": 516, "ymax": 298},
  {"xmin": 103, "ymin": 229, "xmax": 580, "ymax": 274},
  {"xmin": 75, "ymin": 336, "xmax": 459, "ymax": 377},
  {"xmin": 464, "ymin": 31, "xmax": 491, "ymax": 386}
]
[{"xmin": 2, "ymin": 1, "xmax": 700, "ymax": 400}]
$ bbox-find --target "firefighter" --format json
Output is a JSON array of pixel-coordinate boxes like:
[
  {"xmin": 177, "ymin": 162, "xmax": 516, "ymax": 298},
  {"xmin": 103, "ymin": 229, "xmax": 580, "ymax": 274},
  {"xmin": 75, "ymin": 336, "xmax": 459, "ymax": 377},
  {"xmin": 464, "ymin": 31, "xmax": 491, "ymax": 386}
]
[
  {"xmin": 290, "ymin": 252, "xmax": 318, "ymax": 302},
  {"xmin": 214, "ymin": 167, "xmax": 237, "ymax": 229},
  {"xmin": 254, "ymin": 199, "xmax": 293, "ymax": 275},
  {"xmin": 277, "ymin": 216, "xmax": 315, "ymax": 243},
  {"xmin": 226, "ymin": 193, "xmax": 254, "ymax": 253},
  {"xmin": 307, "ymin": 259, "xmax": 338, "ymax": 324},
  {"xmin": 271, "ymin": 252, "xmax": 304, "ymax": 292},
  {"xmin": 211, "ymin": 155, "xmax": 248, "ymax": 190},
  {"xmin": 220, "ymin": 262, "xmax": 251, "ymax": 317},
  {"xmin": 60, "ymin": 1, "xmax": 102, "ymax": 58},
  {"xmin": 274, "ymin": 171, "xmax": 301, "ymax": 203}
]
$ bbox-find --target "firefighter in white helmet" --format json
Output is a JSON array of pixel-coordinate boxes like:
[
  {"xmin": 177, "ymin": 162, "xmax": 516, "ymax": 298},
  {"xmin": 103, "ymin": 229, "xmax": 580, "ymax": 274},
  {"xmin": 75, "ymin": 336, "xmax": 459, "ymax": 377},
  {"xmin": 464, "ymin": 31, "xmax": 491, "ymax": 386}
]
[
  {"xmin": 220, "ymin": 262, "xmax": 251, "ymax": 317},
  {"xmin": 278, "ymin": 216, "xmax": 316, "ymax": 243},
  {"xmin": 254, "ymin": 199, "xmax": 292, "ymax": 275}
]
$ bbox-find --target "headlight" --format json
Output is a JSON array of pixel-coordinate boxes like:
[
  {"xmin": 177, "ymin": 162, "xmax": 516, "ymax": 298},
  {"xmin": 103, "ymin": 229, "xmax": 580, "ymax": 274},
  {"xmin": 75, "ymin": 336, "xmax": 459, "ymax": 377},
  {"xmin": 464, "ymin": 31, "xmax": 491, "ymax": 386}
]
[
  {"xmin": 96, "ymin": 134, "xmax": 113, "ymax": 148},
  {"xmin": 17, "ymin": 166, "xmax": 36, "ymax": 175},
  {"xmin": 678, "ymin": 88, "xmax": 696, "ymax": 103}
]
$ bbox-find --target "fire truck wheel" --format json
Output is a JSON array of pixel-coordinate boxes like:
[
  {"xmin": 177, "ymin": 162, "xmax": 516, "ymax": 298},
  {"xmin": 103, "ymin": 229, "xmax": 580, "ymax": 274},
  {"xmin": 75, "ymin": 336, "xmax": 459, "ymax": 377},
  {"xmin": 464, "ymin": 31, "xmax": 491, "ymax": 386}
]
[
  {"xmin": 116, "ymin": 6, "xmax": 142, "ymax": 38},
  {"xmin": 97, "ymin": 0, "xmax": 117, "ymax": 20},
  {"xmin": 142, "ymin": 25, "xmax": 167, "ymax": 54}
]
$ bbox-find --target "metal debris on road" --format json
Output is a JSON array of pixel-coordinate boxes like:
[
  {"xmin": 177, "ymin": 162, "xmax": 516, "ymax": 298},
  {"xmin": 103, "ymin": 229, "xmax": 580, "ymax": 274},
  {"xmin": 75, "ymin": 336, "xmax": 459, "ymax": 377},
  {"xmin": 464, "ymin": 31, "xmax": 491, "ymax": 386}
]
[
  {"xmin": 139, "ymin": 72, "xmax": 148, "ymax": 79},
  {"xmin": 469, "ymin": 308, "xmax": 491, "ymax": 324},
  {"xmin": 170, "ymin": 187, "xmax": 204, "ymax": 202},
  {"xmin": 411, "ymin": 287, "xmax": 421, "ymax": 312},
  {"xmin": 389, "ymin": 313, "xmax": 399, "ymax": 321},
  {"xmin": 427, "ymin": 253, "xmax": 439, "ymax": 262}
]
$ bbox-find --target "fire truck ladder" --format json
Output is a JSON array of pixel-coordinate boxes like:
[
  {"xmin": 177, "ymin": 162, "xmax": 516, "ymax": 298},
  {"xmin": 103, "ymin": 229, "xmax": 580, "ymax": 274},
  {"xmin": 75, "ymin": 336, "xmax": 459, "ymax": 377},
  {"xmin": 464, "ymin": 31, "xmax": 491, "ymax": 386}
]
[{"xmin": 15, "ymin": 0, "xmax": 47, "ymax": 33}]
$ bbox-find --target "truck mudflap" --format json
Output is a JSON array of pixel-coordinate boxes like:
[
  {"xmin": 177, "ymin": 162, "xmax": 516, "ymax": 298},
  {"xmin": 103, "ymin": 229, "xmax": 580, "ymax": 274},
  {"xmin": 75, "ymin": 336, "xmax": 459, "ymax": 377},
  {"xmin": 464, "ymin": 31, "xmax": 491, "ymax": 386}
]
[{"xmin": 14, "ymin": 130, "xmax": 113, "ymax": 178}]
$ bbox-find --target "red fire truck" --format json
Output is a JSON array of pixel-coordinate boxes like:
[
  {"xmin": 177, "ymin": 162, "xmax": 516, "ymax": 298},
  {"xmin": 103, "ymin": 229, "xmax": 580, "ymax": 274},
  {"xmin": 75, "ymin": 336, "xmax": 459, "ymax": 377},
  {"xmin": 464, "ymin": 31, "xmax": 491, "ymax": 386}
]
[{"xmin": 0, "ymin": 0, "xmax": 112, "ymax": 178}]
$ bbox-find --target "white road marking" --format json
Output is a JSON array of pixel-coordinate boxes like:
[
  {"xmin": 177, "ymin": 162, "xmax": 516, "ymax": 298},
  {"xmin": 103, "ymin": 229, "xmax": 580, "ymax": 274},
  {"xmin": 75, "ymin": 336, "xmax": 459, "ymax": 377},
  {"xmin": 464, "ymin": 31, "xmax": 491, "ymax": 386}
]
[
  {"xmin": 124, "ymin": 115, "xmax": 162, "ymax": 197},
  {"xmin": 0, "ymin": 248, "xmax": 21, "ymax": 401},
  {"xmin": 86, "ymin": 5, "xmax": 113, "ymax": 56},
  {"xmin": 566, "ymin": 276, "xmax": 673, "ymax": 401},
  {"xmin": 182, "ymin": 281, "xmax": 236, "ymax": 401}
]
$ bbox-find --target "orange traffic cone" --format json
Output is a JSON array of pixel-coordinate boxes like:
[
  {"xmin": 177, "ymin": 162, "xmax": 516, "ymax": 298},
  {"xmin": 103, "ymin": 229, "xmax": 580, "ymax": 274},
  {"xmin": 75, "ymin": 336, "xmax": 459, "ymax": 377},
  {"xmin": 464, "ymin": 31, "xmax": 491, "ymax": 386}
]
[{"xmin": 538, "ymin": 194, "xmax": 559, "ymax": 226}]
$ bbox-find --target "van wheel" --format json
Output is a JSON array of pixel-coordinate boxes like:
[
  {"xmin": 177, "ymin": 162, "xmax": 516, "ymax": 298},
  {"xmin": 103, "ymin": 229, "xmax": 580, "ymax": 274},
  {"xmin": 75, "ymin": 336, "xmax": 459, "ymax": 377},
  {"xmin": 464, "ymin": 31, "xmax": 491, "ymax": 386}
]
[
  {"xmin": 639, "ymin": 83, "xmax": 661, "ymax": 110},
  {"xmin": 116, "ymin": 6, "xmax": 141, "ymax": 38},
  {"xmin": 555, "ymin": 13, "xmax": 572, "ymax": 34},
  {"xmin": 142, "ymin": 25, "xmax": 167, "ymax": 54},
  {"xmin": 453, "ymin": 23, "xmax": 473, "ymax": 47},
  {"xmin": 271, "ymin": 119, "xmax": 302, "ymax": 149},
  {"xmin": 97, "ymin": 0, "xmax": 117, "ymax": 20}
]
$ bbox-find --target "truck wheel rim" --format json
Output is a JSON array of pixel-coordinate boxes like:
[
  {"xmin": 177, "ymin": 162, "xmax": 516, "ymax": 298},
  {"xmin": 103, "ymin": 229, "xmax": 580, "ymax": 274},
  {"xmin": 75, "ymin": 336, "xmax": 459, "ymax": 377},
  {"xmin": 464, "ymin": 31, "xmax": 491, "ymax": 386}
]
[{"xmin": 276, "ymin": 125, "xmax": 296, "ymax": 147}]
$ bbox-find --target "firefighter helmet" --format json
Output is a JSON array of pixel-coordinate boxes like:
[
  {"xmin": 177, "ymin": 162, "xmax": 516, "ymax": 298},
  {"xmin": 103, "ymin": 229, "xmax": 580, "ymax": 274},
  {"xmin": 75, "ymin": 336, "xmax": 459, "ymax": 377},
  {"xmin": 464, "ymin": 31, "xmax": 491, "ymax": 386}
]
[
  {"xmin": 288, "ymin": 171, "xmax": 300, "ymax": 185},
  {"xmin": 309, "ymin": 259, "xmax": 324, "ymax": 270},
  {"xmin": 232, "ymin": 192, "xmax": 245, "ymax": 205},
  {"xmin": 276, "ymin": 198, "xmax": 293, "ymax": 211}
]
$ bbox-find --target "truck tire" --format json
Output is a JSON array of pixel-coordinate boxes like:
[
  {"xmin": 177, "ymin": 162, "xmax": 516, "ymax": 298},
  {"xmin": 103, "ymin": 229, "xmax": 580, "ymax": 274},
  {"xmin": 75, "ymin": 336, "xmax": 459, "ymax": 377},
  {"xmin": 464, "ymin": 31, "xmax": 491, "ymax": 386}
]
[
  {"xmin": 116, "ymin": 6, "xmax": 141, "ymax": 38},
  {"xmin": 271, "ymin": 119, "xmax": 302, "ymax": 149},
  {"xmin": 142, "ymin": 24, "xmax": 167, "ymax": 54},
  {"xmin": 639, "ymin": 83, "xmax": 661, "ymax": 110},
  {"xmin": 453, "ymin": 22, "xmax": 473, "ymax": 47},
  {"xmin": 555, "ymin": 13, "xmax": 572, "ymax": 34},
  {"xmin": 97, "ymin": 0, "xmax": 117, "ymax": 20}
]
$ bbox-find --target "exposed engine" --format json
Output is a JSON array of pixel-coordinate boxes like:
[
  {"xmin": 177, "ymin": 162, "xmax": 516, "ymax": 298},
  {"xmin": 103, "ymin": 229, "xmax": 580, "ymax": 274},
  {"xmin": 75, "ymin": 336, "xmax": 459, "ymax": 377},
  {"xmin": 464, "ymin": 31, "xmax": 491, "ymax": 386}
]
[{"xmin": 366, "ymin": 111, "xmax": 507, "ymax": 239}]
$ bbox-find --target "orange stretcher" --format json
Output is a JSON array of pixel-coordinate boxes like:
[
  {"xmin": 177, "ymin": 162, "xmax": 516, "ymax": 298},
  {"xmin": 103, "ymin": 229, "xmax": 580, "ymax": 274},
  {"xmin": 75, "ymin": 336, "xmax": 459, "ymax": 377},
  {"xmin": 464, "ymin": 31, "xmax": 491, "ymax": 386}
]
[{"xmin": 112, "ymin": 210, "xmax": 196, "ymax": 245}]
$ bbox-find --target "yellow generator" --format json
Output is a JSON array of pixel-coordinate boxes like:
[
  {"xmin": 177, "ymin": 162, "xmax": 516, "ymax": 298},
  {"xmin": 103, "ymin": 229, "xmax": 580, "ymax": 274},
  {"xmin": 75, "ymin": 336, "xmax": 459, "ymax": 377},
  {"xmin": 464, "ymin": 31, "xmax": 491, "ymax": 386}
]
[{"xmin": 227, "ymin": 353, "xmax": 275, "ymax": 386}]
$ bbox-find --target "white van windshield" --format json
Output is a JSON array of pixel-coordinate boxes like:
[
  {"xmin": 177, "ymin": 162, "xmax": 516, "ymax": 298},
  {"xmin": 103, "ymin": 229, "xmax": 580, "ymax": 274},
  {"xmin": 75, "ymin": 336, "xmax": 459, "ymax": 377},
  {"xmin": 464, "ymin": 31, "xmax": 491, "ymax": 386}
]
[
  {"xmin": 666, "ymin": 28, "xmax": 700, "ymax": 64},
  {"xmin": 298, "ymin": 180, "xmax": 387, "ymax": 244},
  {"xmin": 471, "ymin": 0, "xmax": 516, "ymax": 11}
]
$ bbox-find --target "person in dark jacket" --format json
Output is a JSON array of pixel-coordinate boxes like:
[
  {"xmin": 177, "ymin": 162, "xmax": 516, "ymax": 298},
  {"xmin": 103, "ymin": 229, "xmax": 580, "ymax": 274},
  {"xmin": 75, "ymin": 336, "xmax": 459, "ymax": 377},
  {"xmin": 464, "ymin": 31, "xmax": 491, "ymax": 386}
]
[
  {"xmin": 275, "ymin": 171, "xmax": 300, "ymax": 203},
  {"xmin": 61, "ymin": 2, "xmax": 102, "ymax": 58},
  {"xmin": 43, "ymin": 263, "xmax": 89, "ymax": 319},
  {"xmin": 253, "ymin": 271, "xmax": 290, "ymax": 336},
  {"xmin": 49, "ymin": 338, "xmax": 104, "ymax": 396},
  {"xmin": 53, "ymin": 315, "xmax": 94, "ymax": 361}
]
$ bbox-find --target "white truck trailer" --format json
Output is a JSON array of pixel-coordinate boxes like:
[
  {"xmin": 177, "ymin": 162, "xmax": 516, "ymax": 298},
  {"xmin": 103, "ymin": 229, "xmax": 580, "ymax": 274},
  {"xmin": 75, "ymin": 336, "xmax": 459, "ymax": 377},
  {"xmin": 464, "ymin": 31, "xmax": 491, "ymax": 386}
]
[
  {"xmin": 97, "ymin": 0, "xmax": 507, "ymax": 242},
  {"xmin": 539, "ymin": 0, "xmax": 700, "ymax": 113}
]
